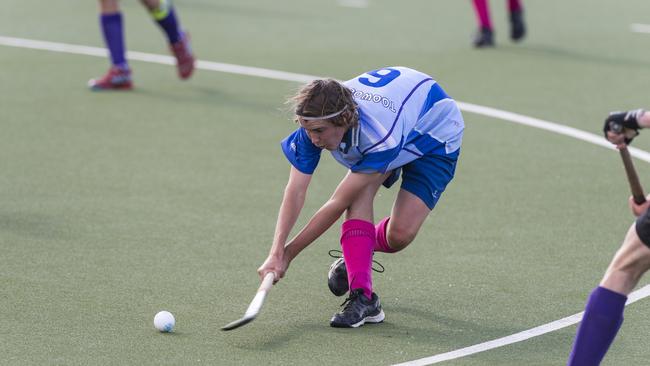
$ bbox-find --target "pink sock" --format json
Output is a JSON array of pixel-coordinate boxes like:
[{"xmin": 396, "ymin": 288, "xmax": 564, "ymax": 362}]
[
  {"xmin": 508, "ymin": 0, "xmax": 522, "ymax": 13},
  {"xmin": 341, "ymin": 219, "xmax": 375, "ymax": 299},
  {"xmin": 374, "ymin": 217, "xmax": 397, "ymax": 253},
  {"xmin": 472, "ymin": 0, "xmax": 492, "ymax": 30}
]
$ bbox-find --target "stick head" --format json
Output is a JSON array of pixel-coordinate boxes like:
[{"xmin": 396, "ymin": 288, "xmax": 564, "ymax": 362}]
[
  {"xmin": 221, "ymin": 316, "xmax": 255, "ymax": 331},
  {"xmin": 220, "ymin": 272, "xmax": 275, "ymax": 331}
]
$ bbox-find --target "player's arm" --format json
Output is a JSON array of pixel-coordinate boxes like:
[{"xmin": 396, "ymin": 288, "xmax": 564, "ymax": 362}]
[
  {"xmin": 604, "ymin": 109, "xmax": 650, "ymax": 215},
  {"xmin": 282, "ymin": 170, "xmax": 386, "ymax": 263},
  {"xmin": 258, "ymin": 166, "xmax": 312, "ymax": 280}
]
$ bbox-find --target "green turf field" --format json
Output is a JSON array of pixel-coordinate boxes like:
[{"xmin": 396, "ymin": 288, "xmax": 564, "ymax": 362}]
[{"xmin": 2, "ymin": 0, "xmax": 650, "ymax": 365}]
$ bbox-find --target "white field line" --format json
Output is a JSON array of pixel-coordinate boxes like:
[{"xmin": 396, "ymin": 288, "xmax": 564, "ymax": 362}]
[
  {"xmin": 0, "ymin": 36, "xmax": 317, "ymax": 84},
  {"xmin": 338, "ymin": 0, "xmax": 369, "ymax": 8},
  {"xmin": 457, "ymin": 102, "xmax": 650, "ymax": 164},
  {"xmin": 630, "ymin": 23, "xmax": 650, "ymax": 34},
  {"xmin": 3, "ymin": 36, "xmax": 649, "ymax": 164},
  {"xmin": 392, "ymin": 285, "xmax": 650, "ymax": 366},
  {"xmin": 3, "ymin": 34, "xmax": 650, "ymax": 364}
]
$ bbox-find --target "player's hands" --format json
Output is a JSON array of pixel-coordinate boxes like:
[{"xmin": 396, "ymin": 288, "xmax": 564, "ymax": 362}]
[
  {"xmin": 603, "ymin": 109, "xmax": 645, "ymax": 145},
  {"xmin": 628, "ymin": 194, "xmax": 650, "ymax": 217},
  {"xmin": 257, "ymin": 254, "xmax": 289, "ymax": 284}
]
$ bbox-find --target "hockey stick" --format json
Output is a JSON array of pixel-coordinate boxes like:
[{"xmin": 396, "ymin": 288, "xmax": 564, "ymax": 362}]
[
  {"xmin": 619, "ymin": 146, "xmax": 646, "ymax": 204},
  {"xmin": 221, "ymin": 272, "xmax": 276, "ymax": 331}
]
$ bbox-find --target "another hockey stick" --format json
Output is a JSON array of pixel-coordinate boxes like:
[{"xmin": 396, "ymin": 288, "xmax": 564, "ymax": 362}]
[{"xmin": 619, "ymin": 146, "xmax": 646, "ymax": 204}]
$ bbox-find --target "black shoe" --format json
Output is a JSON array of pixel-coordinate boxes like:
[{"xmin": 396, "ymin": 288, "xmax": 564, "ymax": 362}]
[
  {"xmin": 330, "ymin": 289, "xmax": 385, "ymax": 328},
  {"xmin": 473, "ymin": 27, "xmax": 494, "ymax": 48},
  {"xmin": 328, "ymin": 257, "xmax": 349, "ymax": 297},
  {"xmin": 509, "ymin": 10, "xmax": 526, "ymax": 41},
  {"xmin": 327, "ymin": 250, "xmax": 385, "ymax": 297}
]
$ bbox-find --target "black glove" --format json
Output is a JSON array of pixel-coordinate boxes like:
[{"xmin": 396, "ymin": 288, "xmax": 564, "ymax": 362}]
[{"xmin": 603, "ymin": 109, "xmax": 645, "ymax": 144}]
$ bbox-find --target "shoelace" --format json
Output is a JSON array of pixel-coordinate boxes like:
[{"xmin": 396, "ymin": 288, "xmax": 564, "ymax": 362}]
[
  {"xmin": 328, "ymin": 249, "xmax": 385, "ymax": 273},
  {"xmin": 339, "ymin": 290, "xmax": 364, "ymax": 309}
]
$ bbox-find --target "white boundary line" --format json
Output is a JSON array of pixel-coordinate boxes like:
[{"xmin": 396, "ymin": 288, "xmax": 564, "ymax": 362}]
[
  {"xmin": 457, "ymin": 102, "xmax": 650, "ymax": 164},
  {"xmin": 338, "ymin": 0, "xmax": 370, "ymax": 8},
  {"xmin": 3, "ymin": 36, "xmax": 649, "ymax": 163},
  {"xmin": 630, "ymin": 23, "xmax": 650, "ymax": 34},
  {"xmin": 392, "ymin": 285, "xmax": 650, "ymax": 366},
  {"xmin": 2, "ymin": 35, "xmax": 650, "ymax": 364}
]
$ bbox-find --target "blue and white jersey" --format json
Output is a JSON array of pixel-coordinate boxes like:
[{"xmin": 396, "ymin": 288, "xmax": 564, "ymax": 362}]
[{"xmin": 281, "ymin": 67, "xmax": 464, "ymax": 175}]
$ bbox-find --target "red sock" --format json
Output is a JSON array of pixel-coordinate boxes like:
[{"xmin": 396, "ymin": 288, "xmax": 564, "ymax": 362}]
[
  {"xmin": 341, "ymin": 219, "xmax": 375, "ymax": 299},
  {"xmin": 374, "ymin": 217, "xmax": 397, "ymax": 253},
  {"xmin": 508, "ymin": 0, "xmax": 522, "ymax": 13},
  {"xmin": 472, "ymin": 0, "xmax": 492, "ymax": 30}
]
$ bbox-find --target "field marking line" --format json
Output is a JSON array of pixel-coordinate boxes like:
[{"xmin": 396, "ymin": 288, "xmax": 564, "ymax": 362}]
[
  {"xmin": 2, "ymin": 35, "xmax": 649, "ymax": 165},
  {"xmin": 457, "ymin": 102, "xmax": 650, "ymax": 164},
  {"xmin": 3, "ymin": 35, "xmax": 650, "ymax": 363},
  {"xmin": 630, "ymin": 23, "xmax": 650, "ymax": 34},
  {"xmin": 391, "ymin": 285, "xmax": 650, "ymax": 366},
  {"xmin": 338, "ymin": 0, "xmax": 370, "ymax": 8},
  {"xmin": 0, "ymin": 36, "xmax": 317, "ymax": 84}
]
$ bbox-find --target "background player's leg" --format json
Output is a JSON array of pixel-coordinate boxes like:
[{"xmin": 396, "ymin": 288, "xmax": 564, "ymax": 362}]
[
  {"xmin": 101, "ymin": 0, "xmax": 119, "ymax": 13},
  {"xmin": 140, "ymin": 0, "xmax": 195, "ymax": 79},
  {"xmin": 507, "ymin": 0, "xmax": 526, "ymax": 41},
  {"xmin": 471, "ymin": 0, "xmax": 494, "ymax": 47},
  {"xmin": 507, "ymin": 0, "xmax": 522, "ymax": 12},
  {"xmin": 568, "ymin": 225, "xmax": 650, "ymax": 365},
  {"xmin": 89, "ymin": 0, "xmax": 132, "ymax": 90},
  {"xmin": 99, "ymin": 0, "xmax": 127, "ymax": 68},
  {"xmin": 472, "ymin": 0, "xmax": 492, "ymax": 30},
  {"xmin": 141, "ymin": 0, "xmax": 180, "ymax": 43}
]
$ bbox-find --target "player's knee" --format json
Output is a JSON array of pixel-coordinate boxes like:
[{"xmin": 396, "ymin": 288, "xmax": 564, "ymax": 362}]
[{"xmin": 386, "ymin": 226, "xmax": 416, "ymax": 251}]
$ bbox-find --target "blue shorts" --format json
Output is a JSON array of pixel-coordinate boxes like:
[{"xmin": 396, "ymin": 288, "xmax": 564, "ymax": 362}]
[{"xmin": 384, "ymin": 149, "xmax": 459, "ymax": 210}]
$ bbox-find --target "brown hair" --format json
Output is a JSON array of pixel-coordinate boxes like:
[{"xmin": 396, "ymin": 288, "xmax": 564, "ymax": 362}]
[{"xmin": 289, "ymin": 79, "xmax": 358, "ymax": 128}]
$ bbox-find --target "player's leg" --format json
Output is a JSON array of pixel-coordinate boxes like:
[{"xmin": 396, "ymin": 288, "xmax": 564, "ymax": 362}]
[
  {"xmin": 507, "ymin": 0, "xmax": 526, "ymax": 41},
  {"xmin": 471, "ymin": 0, "xmax": 494, "ymax": 48},
  {"xmin": 327, "ymin": 171, "xmax": 393, "ymax": 297},
  {"xmin": 89, "ymin": 0, "xmax": 133, "ymax": 90},
  {"xmin": 339, "ymin": 176, "xmax": 386, "ymax": 298},
  {"xmin": 329, "ymin": 145, "xmax": 459, "ymax": 296},
  {"xmin": 140, "ymin": 0, "xmax": 195, "ymax": 79},
  {"xmin": 567, "ymin": 221, "xmax": 650, "ymax": 365},
  {"xmin": 330, "ymin": 174, "xmax": 387, "ymax": 328},
  {"xmin": 381, "ymin": 189, "xmax": 431, "ymax": 252},
  {"xmin": 601, "ymin": 227, "xmax": 650, "ymax": 294},
  {"xmin": 377, "ymin": 150, "xmax": 459, "ymax": 253}
]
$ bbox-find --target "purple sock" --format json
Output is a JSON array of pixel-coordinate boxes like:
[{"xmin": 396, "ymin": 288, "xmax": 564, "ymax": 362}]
[
  {"xmin": 155, "ymin": 7, "xmax": 182, "ymax": 44},
  {"xmin": 567, "ymin": 287, "xmax": 627, "ymax": 366},
  {"xmin": 100, "ymin": 13, "xmax": 128, "ymax": 68}
]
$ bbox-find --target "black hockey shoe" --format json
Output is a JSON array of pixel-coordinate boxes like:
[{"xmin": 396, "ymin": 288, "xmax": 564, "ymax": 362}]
[
  {"xmin": 330, "ymin": 289, "xmax": 385, "ymax": 328},
  {"xmin": 473, "ymin": 26, "xmax": 494, "ymax": 48},
  {"xmin": 327, "ymin": 250, "xmax": 385, "ymax": 297},
  {"xmin": 510, "ymin": 9, "xmax": 526, "ymax": 41}
]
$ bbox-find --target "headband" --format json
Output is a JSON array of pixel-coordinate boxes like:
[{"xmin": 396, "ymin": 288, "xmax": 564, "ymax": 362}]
[{"xmin": 297, "ymin": 105, "xmax": 348, "ymax": 121}]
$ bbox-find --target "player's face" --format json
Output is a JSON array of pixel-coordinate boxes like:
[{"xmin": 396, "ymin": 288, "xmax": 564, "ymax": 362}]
[{"xmin": 299, "ymin": 119, "xmax": 347, "ymax": 151}]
